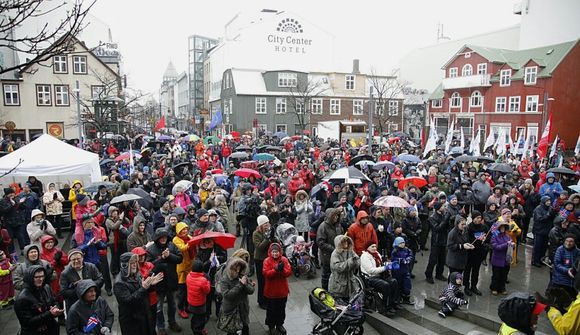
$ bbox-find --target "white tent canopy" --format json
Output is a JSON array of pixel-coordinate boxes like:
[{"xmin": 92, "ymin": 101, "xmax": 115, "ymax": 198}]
[{"xmin": 0, "ymin": 134, "xmax": 102, "ymax": 182}]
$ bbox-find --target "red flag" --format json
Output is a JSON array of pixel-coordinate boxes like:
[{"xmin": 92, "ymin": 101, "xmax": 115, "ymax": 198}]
[
  {"xmin": 154, "ymin": 115, "xmax": 165, "ymax": 132},
  {"xmin": 537, "ymin": 114, "xmax": 552, "ymax": 159}
]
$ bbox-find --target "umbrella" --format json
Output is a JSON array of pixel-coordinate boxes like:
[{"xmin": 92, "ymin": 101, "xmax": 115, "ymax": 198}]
[
  {"xmin": 489, "ymin": 163, "xmax": 513, "ymax": 174},
  {"xmin": 311, "ymin": 181, "xmax": 332, "ymax": 197},
  {"xmin": 449, "ymin": 147, "xmax": 464, "ymax": 156},
  {"xmin": 398, "ymin": 177, "xmax": 428, "ymax": 190},
  {"xmin": 110, "ymin": 193, "xmax": 142, "ymax": 205},
  {"xmin": 265, "ymin": 145, "xmax": 283, "ymax": 151},
  {"xmin": 84, "ymin": 181, "xmax": 116, "ymax": 193},
  {"xmin": 172, "ymin": 180, "xmax": 193, "ymax": 195},
  {"xmin": 349, "ymin": 154, "xmax": 375, "ymax": 166},
  {"xmin": 273, "ymin": 131, "xmax": 288, "ymax": 138},
  {"xmin": 475, "ymin": 156, "xmax": 495, "ymax": 163},
  {"xmin": 253, "ymin": 153, "xmax": 276, "ymax": 161},
  {"xmin": 187, "ymin": 231, "xmax": 237, "ymax": 250},
  {"xmin": 240, "ymin": 161, "xmax": 258, "ymax": 169},
  {"xmin": 373, "ymin": 195, "xmax": 411, "ymax": 208},
  {"xmin": 181, "ymin": 134, "xmax": 200, "ymax": 142},
  {"xmin": 397, "ymin": 154, "xmax": 421, "ymax": 163},
  {"xmin": 569, "ymin": 185, "xmax": 580, "ymax": 193},
  {"xmin": 354, "ymin": 160, "xmax": 375, "ymax": 167},
  {"xmin": 172, "ymin": 162, "xmax": 193, "ymax": 171},
  {"xmin": 234, "ymin": 168, "xmax": 261, "ymax": 179},
  {"xmin": 372, "ymin": 161, "xmax": 396, "ymax": 171},
  {"xmin": 323, "ymin": 166, "xmax": 370, "ymax": 184},
  {"xmin": 211, "ymin": 169, "xmax": 223, "ymax": 174},
  {"xmin": 279, "ymin": 136, "xmax": 292, "ymax": 143},
  {"xmin": 213, "ymin": 174, "xmax": 229, "ymax": 184},
  {"xmin": 133, "ymin": 134, "xmax": 145, "ymax": 140},
  {"xmin": 391, "ymin": 131, "xmax": 408, "ymax": 138},
  {"xmin": 234, "ymin": 145, "xmax": 252, "ymax": 152},
  {"xmin": 146, "ymin": 141, "xmax": 164, "ymax": 148},
  {"xmin": 127, "ymin": 188, "xmax": 153, "ymax": 209},
  {"xmin": 204, "ymin": 135, "xmax": 220, "ymax": 145},
  {"xmin": 229, "ymin": 151, "xmax": 249, "ymax": 159},
  {"xmin": 157, "ymin": 135, "xmax": 173, "ymax": 141},
  {"xmin": 140, "ymin": 147, "xmax": 152, "ymax": 155},
  {"xmin": 99, "ymin": 158, "xmax": 114, "ymax": 166},
  {"xmin": 114, "ymin": 152, "xmax": 141, "ymax": 162},
  {"xmin": 230, "ymin": 131, "xmax": 240, "ymax": 138},
  {"xmin": 454, "ymin": 155, "xmax": 478, "ymax": 163},
  {"xmin": 547, "ymin": 167, "xmax": 577, "ymax": 175},
  {"xmin": 103, "ymin": 134, "xmax": 125, "ymax": 140}
]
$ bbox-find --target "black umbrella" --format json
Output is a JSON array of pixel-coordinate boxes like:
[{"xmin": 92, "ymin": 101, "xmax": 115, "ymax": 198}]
[
  {"xmin": 265, "ymin": 145, "xmax": 283, "ymax": 151},
  {"xmin": 146, "ymin": 141, "xmax": 164, "ymax": 148},
  {"xmin": 454, "ymin": 155, "xmax": 478, "ymax": 163},
  {"xmin": 99, "ymin": 158, "xmax": 114, "ymax": 166},
  {"xmin": 229, "ymin": 151, "xmax": 249, "ymax": 159},
  {"xmin": 234, "ymin": 145, "xmax": 252, "ymax": 152},
  {"xmin": 172, "ymin": 162, "xmax": 193, "ymax": 170},
  {"xmin": 349, "ymin": 154, "xmax": 375, "ymax": 166},
  {"xmin": 127, "ymin": 188, "xmax": 153, "ymax": 209},
  {"xmin": 489, "ymin": 163, "xmax": 513, "ymax": 174},
  {"xmin": 475, "ymin": 156, "xmax": 495, "ymax": 163},
  {"xmin": 547, "ymin": 167, "xmax": 577, "ymax": 175}
]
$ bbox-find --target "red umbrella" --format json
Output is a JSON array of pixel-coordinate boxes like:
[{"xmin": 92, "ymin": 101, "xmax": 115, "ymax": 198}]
[
  {"xmin": 187, "ymin": 231, "xmax": 237, "ymax": 250},
  {"xmin": 240, "ymin": 161, "xmax": 258, "ymax": 169},
  {"xmin": 234, "ymin": 168, "xmax": 261, "ymax": 179},
  {"xmin": 211, "ymin": 169, "xmax": 223, "ymax": 174},
  {"xmin": 230, "ymin": 131, "xmax": 240, "ymax": 138},
  {"xmin": 387, "ymin": 137, "xmax": 401, "ymax": 144},
  {"xmin": 398, "ymin": 176, "xmax": 428, "ymax": 190}
]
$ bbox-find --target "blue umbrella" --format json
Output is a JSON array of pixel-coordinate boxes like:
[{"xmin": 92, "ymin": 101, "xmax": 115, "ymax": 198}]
[
  {"xmin": 253, "ymin": 153, "xmax": 276, "ymax": 161},
  {"xmin": 273, "ymin": 131, "xmax": 288, "ymax": 138},
  {"xmin": 397, "ymin": 154, "xmax": 421, "ymax": 163}
]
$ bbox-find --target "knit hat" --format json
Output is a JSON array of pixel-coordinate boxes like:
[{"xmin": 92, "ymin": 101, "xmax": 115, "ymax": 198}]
[
  {"xmin": 365, "ymin": 241, "xmax": 377, "ymax": 251},
  {"xmin": 257, "ymin": 215, "xmax": 270, "ymax": 227},
  {"xmin": 448, "ymin": 194, "xmax": 457, "ymax": 201},
  {"xmin": 196, "ymin": 208, "xmax": 208, "ymax": 219},
  {"xmin": 471, "ymin": 210, "xmax": 483, "ymax": 220},
  {"xmin": 3, "ymin": 188, "xmax": 14, "ymax": 196},
  {"xmin": 434, "ymin": 202, "xmax": 444, "ymax": 211},
  {"xmin": 540, "ymin": 195, "xmax": 551, "ymax": 204},
  {"xmin": 68, "ymin": 248, "xmax": 83, "ymax": 259},
  {"xmin": 76, "ymin": 194, "xmax": 88, "ymax": 206},
  {"xmin": 407, "ymin": 207, "xmax": 417, "ymax": 213},
  {"xmin": 270, "ymin": 243, "xmax": 281, "ymax": 252},
  {"xmin": 393, "ymin": 237, "xmax": 405, "ymax": 248}
]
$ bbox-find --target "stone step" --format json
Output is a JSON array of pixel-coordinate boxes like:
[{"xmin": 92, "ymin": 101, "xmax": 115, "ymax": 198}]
[{"xmin": 365, "ymin": 310, "xmax": 441, "ymax": 335}]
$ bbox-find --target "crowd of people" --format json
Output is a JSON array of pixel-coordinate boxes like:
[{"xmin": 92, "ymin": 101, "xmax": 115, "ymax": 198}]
[{"xmin": 0, "ymin": 132, "xmax": 579, "ymax": 335}]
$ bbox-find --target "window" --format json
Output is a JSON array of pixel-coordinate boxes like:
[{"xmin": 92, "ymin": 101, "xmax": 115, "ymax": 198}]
[
  {"xmin": 223, "ymin": 98, "xmax": 233, "ymax": 115},
  {"xmin": 91, "ymin": 86, "xmax": 104, "ymax": 100},
  {"xmin": 450, "ymin": 92, "xmax": 461, "ymax": 107},
  {"xmin": 353, "ymin": 100, "xmax": 363, "ymax": 115},
  {"xmin": 311, "ymin": 98, "xmax": 322, "ymax": 114},
  {"xmin": 431, "ymin": 99, "xmax": 442, "ymax": 108},
  {"xmin": 278, "ymin": 73, "xmax": 297, "ymax": 87},
  {"xmin": 295, "ymin": 100, "xmax": 305, "ymax": 114},
  {"xmin": 524, "ymin": 66, "xmax": 538, "ymax": 85},
  {"xmin": 345, "ymin": 75, "xmax": 355, "ymax": 90},
  {"xmin": 464, "ymin": 52, "xmax": 472, "ymax": 58},
  {"xmin": 53, "ymin": 55, "xmax": 67, "ymax": 73},
  {"xmin": 495, "ymin": 97, "xmax": 507, "ymax": 112},
  {"xmin": 449, "ymin": 67, "xmax": 458, "ymax": 78},
  {"xmin": 276, "ymin": 124, "xmax": 287, "ymax": 133},
  {"xmin": 509, "ymin": 96, "xmax": 520, "ymax": 112},
  {"xmin": 375, "ymin": 101, "xmax": 384, "ymax": 115},
  {"xmin": 36, "ymin": 84, "xmax": 51, "ymax": 106},
  {"xmin": 477, "ymin": 63, "xmax": 487, "ymax": 75},
  {"xmin": 500, "ymin": 69, "xmax": 511, "ymax": 86},
  {"xmin": 462, "ymin": 64, "xmax": 473, "ymax": 76},
  {"xmin": 526, "ymin": 95, "xmax": 539, "ymax": 112},
  {"xmin": 54, "ymin": 85, "xmax": 69, "ymax": 106},
  {"xmin": 388, "ymin": 100, "xmax": 399, "ymax": 116},
  {"xmin": 257, "ymin": 124, "xmax": 268, "ymax": 136},
  {"xmin": 276, "ymin": 97, "xmax": 287, "ymax": 114},
  {"xmin": 470, "ymin": 91, "xmax": 482, "ymax": 107},
  {"xmin": 527, "ymin": 126, "xmax": 539, "ymax": 144},
  {"xmin": 255, "ymin": 97, "xmax": 267, "ymax": 114},
  {"xmin": 3, "ymin": 84, "xmax": 19, "ymax": 106},
  {"xmin": 72, "ymin": 56, "xmax": 87, "ymax": 74},
  {"xmin": 330, "ymin": 99, "xmax": 341, "ymax": 115}
]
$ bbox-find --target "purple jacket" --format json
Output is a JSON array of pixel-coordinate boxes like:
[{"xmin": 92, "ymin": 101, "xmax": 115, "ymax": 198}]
[{"xmin": 490, "ymin": 232, "xmax": 511, "ymax": 267}]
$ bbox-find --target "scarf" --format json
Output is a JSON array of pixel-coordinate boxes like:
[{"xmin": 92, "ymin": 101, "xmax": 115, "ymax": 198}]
[{"xmin": 369, "ymin": 250, "xmax": 383, "ymax": 268}]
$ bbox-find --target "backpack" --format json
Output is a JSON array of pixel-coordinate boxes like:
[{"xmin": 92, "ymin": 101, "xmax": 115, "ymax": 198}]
[{"xmin": 214, "ymin": 263, "xmax": 227, "ymax": 295}]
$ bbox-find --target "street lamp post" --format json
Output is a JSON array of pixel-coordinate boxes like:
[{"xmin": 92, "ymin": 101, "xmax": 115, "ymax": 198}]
[
  {"xmin": 368, "ymin": 87, "xmax": 374, "ymax": 155},
  {"xmin": 75, "ymin": 80, "xmax": 83, "ymax": 147}
]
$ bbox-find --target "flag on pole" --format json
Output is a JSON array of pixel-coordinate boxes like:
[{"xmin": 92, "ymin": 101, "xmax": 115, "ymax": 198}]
[
  {"xmin": 444, "ymin": 120, "xmax": 455, "ymax": 154},
  {"xmin": 483, "ymin": 129, "xmax": 495, "ymax": 152},
  {"xmin": 508, "ymin": 133, "xmax": 516, "ymax": 156},
  {"xmin": 495, "ymin": 128, "xmax": 506, "ymax": 156},
  {"xmin": 514, "ymin": 132, "xmax": 525, "ymax": 156},
  {"xmin": 209, "ymin": 109, "xmax": 223, "ymax": 132},
  {"xmin": 549, "ymin": 134, "xmax": 559, "ymax": 159},
  {"xmin": 575, "ymin": 135, "xmax": 580, "ymax": 156},
  {"xmin": 129, "ymin": 143, "xmax": 135, "ymax": 175},
  {"xmin": 154, "ymin": 115, "xmax": 165, "ymax": 132},
  {"xmin": 422, "ymin": 118, "xmax": 438, "ymax": 157},
  {"xmin": 460, "ymin": 127, "xmax": 465, "ymax": 149},
  {"xmin": 470, "ymin": 129, "xmax": 481, "ymax": 156},
  {"xmin": 537, "ymin": 114, "xmax": 552, "ymax": 159},
  {"xmin": 522, "ymin": 134, "xmax": 530, "ymax": 159}
]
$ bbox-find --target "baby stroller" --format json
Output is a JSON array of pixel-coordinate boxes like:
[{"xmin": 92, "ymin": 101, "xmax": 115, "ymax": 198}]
[
  {"xmin": 276, "ymin": 223, "xmax": 316, "ymax": 278},
  {"xmin": 309, "ymin": 276, "xmax": 366, "ymax": 335}
]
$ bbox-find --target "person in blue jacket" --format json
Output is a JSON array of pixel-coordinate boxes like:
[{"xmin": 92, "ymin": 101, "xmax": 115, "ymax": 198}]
[
  {"xmin": 540, "ymin": 172, "xmax": 563, "ymax": 203},
  {"xmin": 551, "ymin": 234, "xmax": 580, "ymax": 298},
  {"xmin": 391, "ymin": 236, "xmax": 414, "ymax": 304},
  {"xmin": 72, "ymin": 218, "xmax": 107, "ymax": 268}
]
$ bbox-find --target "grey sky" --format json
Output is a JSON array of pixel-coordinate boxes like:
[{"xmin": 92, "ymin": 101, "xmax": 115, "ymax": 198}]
[{"xmin": 90, "ymin": 0, "xmax": 520, "ymax": 95}]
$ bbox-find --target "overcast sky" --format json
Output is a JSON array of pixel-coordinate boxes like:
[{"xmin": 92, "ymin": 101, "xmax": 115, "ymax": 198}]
[{"xmin": 89, "ymin": 0, "xmax": 520, "ymax": 96}]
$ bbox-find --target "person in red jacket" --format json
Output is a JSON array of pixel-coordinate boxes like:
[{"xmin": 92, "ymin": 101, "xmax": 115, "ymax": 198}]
[
  {"xmin": 287, "ymin": 172, "xmax": 305, "ymax": 197},
  {"xmin": 263, "ymin": 178, "xmax": 280, "ymax": 200},
  {"xmin": 198, "ymin": 156, "xmax": 210, "ymax": 176},
  {"xmin": 286, "ymin": 156, "xmax": 299, "ymax": 172},
  {"xmin": 299, "ymin": 164, "xmax": 315, "ymax": 191},
  {"xmin": 186, "ymin": 260, "xmax": 211, "ymax": 335},
  {"xmin": 89, "ymin": 200, "xmax": 113, "ymax": 295},
  {"xmin": 221, "ymin": 143, "xmax": 232, "ymax": 167},
  {"xmin": 347, "ymin": 211, "xmax": 379, "ymax": 256},
  {"xmin": 262, "ymin": 243, "xmax": 292, "ymax": 335}
]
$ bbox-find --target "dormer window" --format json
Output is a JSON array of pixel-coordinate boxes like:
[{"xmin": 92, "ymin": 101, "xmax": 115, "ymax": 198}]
[
  {"xmin": 278, "ymin": 73, "xmax": 297, "ymax": 87},
  {"xmin": 500, "ymin": 69, "xmax": 511, "ymax": 86},
  {"xmin": 524, "ymin": 66, "xmax": 537, "ymax": 85},
  {"xmin": 462, "ymin": 64, "xmax": 473, "ymax": 76}
]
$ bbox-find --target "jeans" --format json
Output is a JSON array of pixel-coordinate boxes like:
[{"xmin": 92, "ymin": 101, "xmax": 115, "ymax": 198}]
[
  {"xmin": 533, "ymin": 233, "xmax": 549, "ymax": 264},
  {"xmin": 6, "ymin": 224, "xmax": 29, "ymax": 253},
  {"xmin": 156, "ymin": 289, "xmax": 177, "ymax": 329},
  {"xmin": 425, "ymin": 245, "xmax": 446, "ymax": 279},
  {"xmin": 255, "ymin": 260, "xmax": 265, "ymax": 306}
]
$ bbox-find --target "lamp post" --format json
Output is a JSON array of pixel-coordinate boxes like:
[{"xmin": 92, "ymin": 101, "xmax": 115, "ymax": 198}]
[{"xmin": 368, "ymin": 87, "xmax": 374, "ymax": 155}]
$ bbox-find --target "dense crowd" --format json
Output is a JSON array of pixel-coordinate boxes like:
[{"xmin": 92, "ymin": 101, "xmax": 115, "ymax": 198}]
[{"xmin": 0, "ymin": 132, "xmax": 579, "ymax": 335}]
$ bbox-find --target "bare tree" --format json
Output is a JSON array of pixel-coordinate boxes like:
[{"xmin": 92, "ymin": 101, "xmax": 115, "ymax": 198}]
[
  {"xmin": 0, "ymin": 0, "xmax": 95, "ymax": 75},
  {"xmin": 367, "ymin": 69, "xmax": 409, "ymax": 134},
  {"xmin": 286, "ymin": 76, "xmax": 327, "ymax": 135}
]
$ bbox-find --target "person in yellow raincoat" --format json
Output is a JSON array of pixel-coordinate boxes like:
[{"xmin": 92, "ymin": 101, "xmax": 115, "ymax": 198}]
[
  {"xmin": 496, "ymin": 208, "xmax": 521, "ymax": 265},
  {"xmin": 68, "ymin": 180, "xmax": 85, "ymax": 221},
  {"xmin": 173, "ymin": 222, "xmax": 193, "ymax": 319}
]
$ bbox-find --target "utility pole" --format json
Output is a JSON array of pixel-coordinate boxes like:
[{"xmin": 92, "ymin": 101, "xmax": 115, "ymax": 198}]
[
  {"xmin": 76, "ymin": 80, "xmax": 83, "ymax": 147},
  {"xmin": 368, "ymin": 87, "xmax": 374, "ymax": 155}
]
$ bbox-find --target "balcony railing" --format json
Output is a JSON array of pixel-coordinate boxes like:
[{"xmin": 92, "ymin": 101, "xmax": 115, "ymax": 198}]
[{"xmin": 442, "ymin": 74, "xmax": 491, "ymax": 90}]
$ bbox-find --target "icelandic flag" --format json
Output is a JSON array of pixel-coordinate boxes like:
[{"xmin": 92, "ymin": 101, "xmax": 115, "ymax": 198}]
[
  {"xmin": 209, "ymin": 109, "xmax": 223, "ymax": 132},
  {"xmin": 83, "ymin": 314, "xmax": 101, "ymax": 332}
]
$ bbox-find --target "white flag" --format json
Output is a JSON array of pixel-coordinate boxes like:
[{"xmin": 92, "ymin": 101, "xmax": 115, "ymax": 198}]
[
  {"xmin": 423, "ymin": 118, "xmax": 438, "ymax": 157},
  {"xmin": 129, "ymin": 143, "xmax": 135, "ymax": 175},
  {"xmin": 460, "ymin": 127, "xmax": 465, "ymax": 150},
  {"xmin": 496, "ymin": 128, "xmax": 506, "ymax": 156},
  {"xmin": 575, "ymin": 135, "xmax": 580, "ymax": 156},
  {"xmin": 508, "ymin": 133, "xmax": 516, "ymax": 156},
  {"xmin": 484, "ymin": 129, "xmax": 495, "ymax": 152},
  {"xmin": 471, "ymin": 130, "xmax": 481, "ymax": 156},
  {"xmin": 444, "ymin": 120, "xmax": 455, "ymax": 154},
  {"xmin": 514, "ymin": 132, "xmax": 525, "ymax": 156},
  {"xmin": 549, "ymin": 134, "xmax": 559, "ymax": 158},
  {"xmin": 522, "ymin": 134, "xmax": 530, "ymax": 158}
]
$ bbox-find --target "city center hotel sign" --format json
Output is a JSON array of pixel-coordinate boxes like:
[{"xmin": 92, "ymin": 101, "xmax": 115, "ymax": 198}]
[{"xmin": 267, "ymin": 18, "xmax": 313, "ymax": 54}]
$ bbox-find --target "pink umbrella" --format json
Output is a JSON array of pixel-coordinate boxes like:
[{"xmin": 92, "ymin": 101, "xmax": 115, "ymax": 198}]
[{"xmin": 373, "ymin": 195, "xmax": 411, "ymax": 208}]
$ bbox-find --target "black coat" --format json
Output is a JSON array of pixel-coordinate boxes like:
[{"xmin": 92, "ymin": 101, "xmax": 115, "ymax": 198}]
[
  {"xmin": 66, "ymin": 280, "xmax": 114, "ymax": 335},
  {"xmin": 59, "ymin": 262, "xmax": 104, "ymax": 313},
  {"xmin": 146, "ymin": 238, "xmax": 182, "ymax": 292},
  {"xmin": 113, "ymin": 273, "xmax": 155, "ymax": 335},
  {"xmin": 446, "ymin": 226, "xmax": 470, "ymax": 270},
  {"xmin": 533, "ymin": 204, "xmax": 557, "ymax": 236},
  {"xmin": 428, "ymin": 211, "xmax": 449, "ymax": 247},
  {"xmin": 0, "ymin": 196, "xmax": 23, "ymax": 227}
]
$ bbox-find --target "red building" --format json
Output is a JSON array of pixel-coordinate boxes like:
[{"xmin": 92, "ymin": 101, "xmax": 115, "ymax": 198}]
[{"xmin": 428, "ymin": 39, "xmax": 580, "ymax": 148}]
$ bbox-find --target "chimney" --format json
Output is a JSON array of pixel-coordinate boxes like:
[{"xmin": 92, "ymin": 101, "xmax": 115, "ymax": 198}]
[{"xmin": 352, "ymin": 59, "xmax": 360, "ymax": 74}]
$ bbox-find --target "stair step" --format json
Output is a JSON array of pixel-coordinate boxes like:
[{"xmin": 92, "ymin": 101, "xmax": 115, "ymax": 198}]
[
  {"xmin": 400, "ymin": 304, "xmax": 496, "ymax": 335},
  {"xmin": 365, "ymin": 311, "xmax": 440, "ymax": 335}
]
